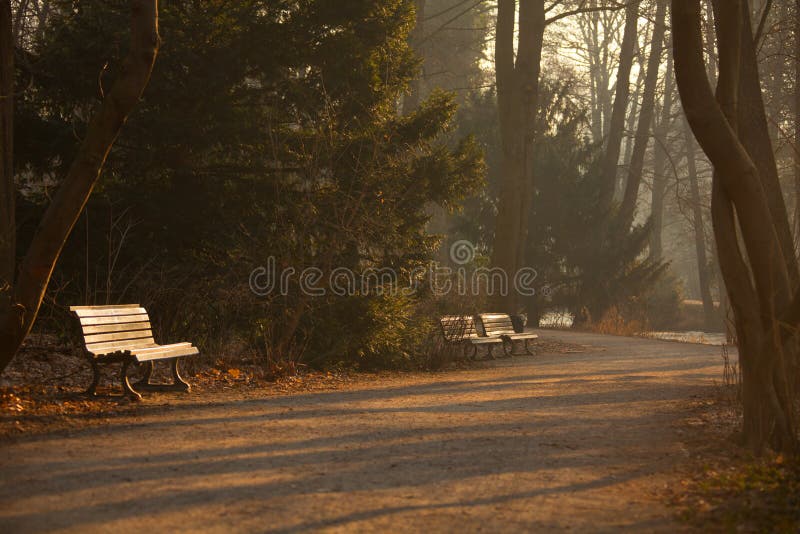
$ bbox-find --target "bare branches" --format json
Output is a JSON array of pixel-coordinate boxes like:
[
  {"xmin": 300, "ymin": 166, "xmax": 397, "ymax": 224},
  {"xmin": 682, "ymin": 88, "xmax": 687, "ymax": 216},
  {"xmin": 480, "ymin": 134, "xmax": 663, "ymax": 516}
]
[
  {"xmin": 754, "ymin": 0, "xmax": 773, "ymax": 46},
  {"xmin": 545, "ymin": 0, "xmax": 630, "ymax": 26}
]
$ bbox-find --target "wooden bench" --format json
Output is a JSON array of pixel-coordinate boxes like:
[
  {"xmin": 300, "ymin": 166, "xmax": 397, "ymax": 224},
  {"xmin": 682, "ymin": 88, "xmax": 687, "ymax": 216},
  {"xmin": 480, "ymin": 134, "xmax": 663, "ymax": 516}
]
[
  {"xmin": 439, "ymin": 315, "xmax": 503, "ymax": 360},
  {"xmin": 70, "ymin": 304, "xmax": 198, "ymax": 400},
  {"xmin": 477, "ymin": 313, "xmax": 538, "ymax": 356}
]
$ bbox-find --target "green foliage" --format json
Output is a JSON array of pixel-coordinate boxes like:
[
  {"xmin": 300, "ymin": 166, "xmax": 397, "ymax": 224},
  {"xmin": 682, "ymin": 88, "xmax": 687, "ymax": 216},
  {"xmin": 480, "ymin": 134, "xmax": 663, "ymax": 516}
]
[
  {"xmin": 526, "ymin": 78, "xmax": 665, "ymax": 324},
  {"xmin": 638, "ymin": 273, "xmax": 683, "ymax": 330},
  {"xmin": 15, "ymin": 0, "xmax": 484, "ymax": 370},
  {"xmin": 452, "ymin": 74, "xmax": 665, "ymax": 324}
]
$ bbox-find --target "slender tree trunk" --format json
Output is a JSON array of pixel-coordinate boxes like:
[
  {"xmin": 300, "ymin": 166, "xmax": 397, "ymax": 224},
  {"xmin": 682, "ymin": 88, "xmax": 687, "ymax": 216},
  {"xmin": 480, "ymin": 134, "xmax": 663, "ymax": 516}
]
[
  {"xmin": 619, "ymin": 0, "xmax": 667, "ymax": 228},
  {"xmin": 736, "ymin": 0, "xmax": 799, "ymax": 289},
  {"xmin": 0, "ymin": 0, "xmax": 160, "ymax": 373},
  {"xmin": 683, "ymin": 118, "xmax": 716, "ymax": 330},
  {"xmin": 586, "ymin": 1, "xmax": 604, "ymax": 141},
  {"xmin": 599, "ymin": 1, "xmax": 639, "ymax": 209},
  {"xmin": 715, "ymin": 255, "xmax": 732, "ymax": 340},
  {"xmin": 491, "ymin": 0, "xmax": 545, "ymax": 314},
  {"xmin": 621, "ymin": 42, "xmax": 646, "ymax": 202},
  {"xmin": 650, "ymin": 48, "xmax": 674, "ymax": 262},
  {"xmin": 672, "ymin": 0, "xmax": 797, "ymax": 454},
  {"xmin": 702, "ymin": 1, "xmax": 727, "ymax": 330}
]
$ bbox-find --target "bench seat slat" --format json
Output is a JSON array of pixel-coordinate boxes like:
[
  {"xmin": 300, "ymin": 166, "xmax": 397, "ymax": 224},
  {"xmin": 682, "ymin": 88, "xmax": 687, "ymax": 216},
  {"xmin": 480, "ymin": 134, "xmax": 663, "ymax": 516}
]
[
  {"xmin": 134, "ymin": 345, "xmax": 199, "ymax": 362},
  {"xmin": 487, "ymin": 329, "xmax": 515, "ymax": 335},
  {"xmin": 83, "ymin": 329, "xmax": 155, "ymax": 345},
  {"xmin": 81, "ymin": 321, "xmax": 152, "ymax": 335},
  {"xmin": 131, "ymin": 342, "xmax": 193, "ymax": 353},
  {"xmin": 504, "ymin": 333, "xmax": 539, "ymax": 340},
  {"xmin": 79, "ymin": 313, "xmax": 151, "ymax": 326},
  {"xmin": 483, "ymin": 320, "xmax": 514, "ymax": 327},
  {"xmin": 478, "ymin": 313, "xmax": 517, "ymax": 336},
  {"xmin": 73, "ymin": 307, "xmax": 148, "ymax": 318},
  {"xmin": 480, "ymin": 314, "xmax": 513, "ymax": 319},
  {"xmin": 70, "ymin": 304, "xmax": 141, "ymax": 311},
  {"xmin": 468, "ymin": 337, "xmax": 503, "ymax": 345},
  {"xmin": 481, "ymin": 318, "xmax": 514, "ymax": 325},
  {"xmin": 87, "ymin": 339, "xmax": 156, "ymax": 355}
]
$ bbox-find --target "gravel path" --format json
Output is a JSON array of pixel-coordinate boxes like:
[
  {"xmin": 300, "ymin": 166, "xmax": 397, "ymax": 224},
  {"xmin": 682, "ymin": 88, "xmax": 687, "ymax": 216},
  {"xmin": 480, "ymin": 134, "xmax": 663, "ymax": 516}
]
[{"xmin": 0, "ymin": 330, "xmax": 725, "ymax": 533}]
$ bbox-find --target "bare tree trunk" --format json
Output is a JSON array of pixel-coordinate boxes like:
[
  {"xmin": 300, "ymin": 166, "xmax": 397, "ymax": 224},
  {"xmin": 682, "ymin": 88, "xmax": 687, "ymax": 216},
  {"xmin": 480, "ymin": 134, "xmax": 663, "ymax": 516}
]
[
  {"xmin": 0, "ymin": 0, "xmax": 160, "ymax": 373},
  {"xmin": 736, "ymin": 0, "xmax": 799, "ymax": 289},
  {"xmin": 683, "ymin": 118, "xmax": 716, "ymax": 330},
  {"xmin": 599, "ymin": 1, "xmax": 639, "ymax": 209},
  {"xmin": 586, "ymin": 0, "xmax": 604, "ymax": 141},
  {"xmin": 491, "ymin": 0, "xmax": 545, "ymax": 314},
  {"xmin": 582, "ymin": 3, "xmax": 617, "ymax": 143},
  {"xmin": 672, "ymin": 0, "xmax": 797, "ymax": 454},
  {"xmin": 650, "ymin": 47, "xmax": 674, "ymax": 262},
  {"xmin": 621, "ymin": 39, "xmax": 646, "ymax": 202},
  {"xmin": 795, "ymin": 0, "xmax": 800, "ymax": 255},
  {"xmin": 0, "ymin": 0, "xmax": 13, "ymax": 291},
  {"xmin": 619, "ymin": 0, "xmax": 667, "ymax": 228}
]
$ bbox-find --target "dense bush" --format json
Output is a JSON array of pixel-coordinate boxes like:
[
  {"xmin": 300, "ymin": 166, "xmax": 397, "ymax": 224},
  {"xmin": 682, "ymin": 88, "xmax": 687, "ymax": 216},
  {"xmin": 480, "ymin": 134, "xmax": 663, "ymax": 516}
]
[
  {"xmin": 15, "ymin": 0, "xmax": 484, "ymax": 370},
  {"xmin": 452, "ymin": 75, "xmax": 665, "ymax": 326}
]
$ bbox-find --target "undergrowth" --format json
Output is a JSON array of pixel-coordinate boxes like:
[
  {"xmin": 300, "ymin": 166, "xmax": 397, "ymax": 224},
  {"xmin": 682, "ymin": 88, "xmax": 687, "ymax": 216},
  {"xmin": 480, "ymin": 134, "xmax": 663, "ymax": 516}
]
[{"xmin": 680, "ymin": 456, "xmax": 800, "ymax": 532}]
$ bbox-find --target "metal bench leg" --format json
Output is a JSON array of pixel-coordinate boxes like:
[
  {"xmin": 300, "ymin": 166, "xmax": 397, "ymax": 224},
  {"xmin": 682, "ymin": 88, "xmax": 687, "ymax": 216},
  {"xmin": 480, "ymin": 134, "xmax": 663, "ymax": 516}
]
[
  {"xmin": 171, "ymin": 358, "xmax": 191, "ymax": 391},
  {"xmin": 120, "ymin": 360, "xmax": 143, "ymax": 401},
  {"xmin": 503, "ymin": 339, "xmax": 513, "ymax": 357},
  {"xmin": 131, "ymin": 358, "xmax": 191, "ymax": 392},
  {"xmin": 524, "ymin": 339, "xmax": 534, "ymax": 355},
  {"xmin": 486, "ymin": 345, "xmax": 496, "ymax": 360},
  {"xmin": 85, "ymin": 356, "xmax": 100, "ymax": 397}
]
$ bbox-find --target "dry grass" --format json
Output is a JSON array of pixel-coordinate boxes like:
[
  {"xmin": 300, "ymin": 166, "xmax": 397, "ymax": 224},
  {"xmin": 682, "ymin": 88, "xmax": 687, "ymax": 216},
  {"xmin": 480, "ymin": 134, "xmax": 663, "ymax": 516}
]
[{"xmin": 589, "ymin": 306, "xmax": 648, "ymax": 336}]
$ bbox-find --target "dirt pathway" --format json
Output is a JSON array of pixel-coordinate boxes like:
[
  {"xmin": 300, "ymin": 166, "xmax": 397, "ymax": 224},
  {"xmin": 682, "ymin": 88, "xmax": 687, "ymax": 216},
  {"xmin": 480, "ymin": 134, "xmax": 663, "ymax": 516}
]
[{"xmin": 0, "ymin": 330, "xmax": 725, "ymax": 533}]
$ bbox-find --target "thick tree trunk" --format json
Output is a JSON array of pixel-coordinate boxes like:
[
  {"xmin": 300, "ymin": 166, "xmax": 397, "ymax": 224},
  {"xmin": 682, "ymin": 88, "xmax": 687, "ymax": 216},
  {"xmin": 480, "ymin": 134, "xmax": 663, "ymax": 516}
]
[
  {"xmin": 683, "ymin": 118, "xmax": 716, "ymax": 330},
  {"xmin": 672, "ymin": 0, "xmax": 797, "ymax": 454},
  {"xmin": 795, "ymin": 0, "xmax": 800, "ymax": 254},
  {"xmin": 619, "ymin": 0, "xmax": 667, "ymax": 228},
  {"xmin": 0, "ymin": 0, "xmax": 13, "ymax": 292},
  {"xmin": 0, "ymin": 0, "xmax": 160, "ymax": 373},
  {"xmin": 598, "ymin": 1, "xmax": 639, "ymax": 209},
  {"xmin": 491, "ymin": 0, "xmax": 544, "ymax": 314}
]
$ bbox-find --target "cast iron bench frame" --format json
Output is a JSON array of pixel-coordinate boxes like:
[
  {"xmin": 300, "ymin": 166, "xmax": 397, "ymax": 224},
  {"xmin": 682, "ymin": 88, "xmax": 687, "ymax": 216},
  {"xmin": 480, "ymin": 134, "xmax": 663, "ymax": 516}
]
[
  {"xmin": 70, "ymin": 304, "xmax": 199, "ymax": 400},
  {"xmin": 439, "ymin": 315, "xmax": 503, "ymax": 360}
]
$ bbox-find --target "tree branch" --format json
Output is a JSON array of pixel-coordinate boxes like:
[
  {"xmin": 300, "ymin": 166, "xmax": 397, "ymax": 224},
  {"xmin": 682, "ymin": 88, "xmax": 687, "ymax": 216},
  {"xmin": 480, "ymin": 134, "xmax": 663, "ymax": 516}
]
[{"xmin": 545, "ymin": 1, "xmax": 629, "ymax": 26}]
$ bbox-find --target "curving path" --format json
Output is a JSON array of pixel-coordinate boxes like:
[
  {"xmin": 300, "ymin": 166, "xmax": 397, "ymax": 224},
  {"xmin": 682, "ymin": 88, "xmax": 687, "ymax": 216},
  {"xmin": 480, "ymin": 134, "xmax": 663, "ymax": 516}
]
[{"xmin": 0, "ymin": 330, "xmax": 725, "ymax": 532}]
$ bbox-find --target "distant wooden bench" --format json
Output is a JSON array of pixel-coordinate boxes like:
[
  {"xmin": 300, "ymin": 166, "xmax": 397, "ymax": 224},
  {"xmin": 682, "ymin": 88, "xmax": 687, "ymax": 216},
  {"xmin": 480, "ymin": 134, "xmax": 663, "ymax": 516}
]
[
  {"xmin": 70, "ymin": 304, "xmax": 199, "ymax": 400},
  {"xmin": 439, "ymin": 315, "xmax": 503, "ymax": 360},
  {"xmin": 478, "ymin": 313, "xmax": 538, "ymax": 356}
]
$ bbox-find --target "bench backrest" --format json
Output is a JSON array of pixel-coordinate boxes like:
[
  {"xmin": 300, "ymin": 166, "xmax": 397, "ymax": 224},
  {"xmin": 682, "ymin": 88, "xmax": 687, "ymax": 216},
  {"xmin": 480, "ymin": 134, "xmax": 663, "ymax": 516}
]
[
  {"xmin": 70, "ymin": 304, "xmax": 155, "ymax": 355},
  {"xmin": 439, "ymin": 315, "xmax": 480, "ymax": 342},
  {"xmin": 478, "ymin": 313, "xmax": 516, "ymax": 336}
]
